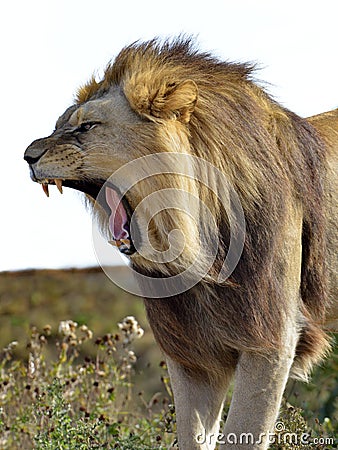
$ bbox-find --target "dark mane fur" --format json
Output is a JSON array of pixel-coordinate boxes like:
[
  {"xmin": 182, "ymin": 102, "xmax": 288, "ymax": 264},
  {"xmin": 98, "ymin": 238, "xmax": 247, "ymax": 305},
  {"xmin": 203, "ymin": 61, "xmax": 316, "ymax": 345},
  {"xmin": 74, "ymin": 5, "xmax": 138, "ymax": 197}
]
[{"xmin": 79, "ymin": 38, "xmax": 331, "ymax": 380}]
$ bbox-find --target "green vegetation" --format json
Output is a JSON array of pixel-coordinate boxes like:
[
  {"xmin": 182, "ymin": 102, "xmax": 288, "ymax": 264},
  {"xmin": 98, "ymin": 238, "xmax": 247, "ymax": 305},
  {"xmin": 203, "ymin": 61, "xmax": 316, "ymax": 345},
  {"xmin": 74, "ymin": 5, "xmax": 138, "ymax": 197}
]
[
  {"xmin": 0, "ymin": 268, "xmax": 336, "ymax": 449},
  {"xmin": 0, "ymin": 316, "xmax": 176, "ymax": 449}
]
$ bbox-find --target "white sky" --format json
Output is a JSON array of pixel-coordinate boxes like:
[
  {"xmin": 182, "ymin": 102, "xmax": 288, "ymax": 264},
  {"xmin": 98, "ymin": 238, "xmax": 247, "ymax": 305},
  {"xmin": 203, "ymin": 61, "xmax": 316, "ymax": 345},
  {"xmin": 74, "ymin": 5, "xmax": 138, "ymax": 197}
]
[{"xmin": 0, "ymin": 0, "xmax": 337, "ymax": 271}]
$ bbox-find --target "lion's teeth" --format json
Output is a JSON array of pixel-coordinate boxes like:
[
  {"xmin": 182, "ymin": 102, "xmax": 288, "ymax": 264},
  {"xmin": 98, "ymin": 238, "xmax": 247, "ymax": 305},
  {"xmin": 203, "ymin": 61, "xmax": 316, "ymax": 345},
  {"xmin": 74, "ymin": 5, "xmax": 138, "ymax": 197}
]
[
  {"xmin": 55, "ymin": 179, "xmax": 63, "ymax": 194},
  {"xmin": 120, "ymin": 239, "xmax": 131, "ymax": 246},
  {"xmin": 108, "ymin": 239, "xmax": 131, "ymax": 248},
  {"xmin": 42, "ymin": 183, "xmax": 49, "ymax": 198}
]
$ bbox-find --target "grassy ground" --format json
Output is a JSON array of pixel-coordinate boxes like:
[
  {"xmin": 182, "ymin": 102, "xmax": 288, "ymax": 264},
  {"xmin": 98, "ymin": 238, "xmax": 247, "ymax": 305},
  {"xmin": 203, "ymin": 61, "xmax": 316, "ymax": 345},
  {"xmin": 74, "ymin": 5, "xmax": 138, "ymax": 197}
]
[
  {"xmin": 0, "ymin": 268, "xmax": 337, "ymax": 449},
  {"xmin": 0, "ymin": 268, "xmax": 163, "ymax": 395}
]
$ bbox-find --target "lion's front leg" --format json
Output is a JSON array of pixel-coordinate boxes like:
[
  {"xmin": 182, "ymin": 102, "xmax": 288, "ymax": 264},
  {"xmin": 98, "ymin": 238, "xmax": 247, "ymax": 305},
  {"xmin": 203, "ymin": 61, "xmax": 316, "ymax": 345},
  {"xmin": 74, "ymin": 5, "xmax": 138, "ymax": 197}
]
[
  {"xmin": 167, "ymin": 358, "xmax": 233, "ymax": 450},
  {"xmin": 219, "ymin": 320, "xmax": 298, "ymax": 450}
]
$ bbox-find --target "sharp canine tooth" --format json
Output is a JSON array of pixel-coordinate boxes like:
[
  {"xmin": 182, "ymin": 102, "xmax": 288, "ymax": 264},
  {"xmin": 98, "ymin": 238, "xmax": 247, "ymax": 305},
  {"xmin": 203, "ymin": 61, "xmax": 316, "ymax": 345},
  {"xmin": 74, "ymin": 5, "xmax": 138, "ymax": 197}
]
[
  {"xmin": 121, "ymin": 239, "xmax": 131, "ymax": 246},
  {"xmin": 109, "ymin": 239, "xmax": 131, "ymax": 248},
  {"xmin": 42, "ymin": 183, "xmax": 49, "ymax": 197},
  {"xmin": 55, "ymin": 179, "xmax": 63, "ymax": 194}
]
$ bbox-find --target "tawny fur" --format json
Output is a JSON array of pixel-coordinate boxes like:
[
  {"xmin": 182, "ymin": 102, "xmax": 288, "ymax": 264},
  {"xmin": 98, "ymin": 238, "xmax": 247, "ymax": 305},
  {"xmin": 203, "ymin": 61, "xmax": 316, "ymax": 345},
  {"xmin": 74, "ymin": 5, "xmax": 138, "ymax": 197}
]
[
  {"xmin": 76, "ymin": 39, "xmax": 334, "ymax": 380},
  {"xmin": 25, "ymin": 39, "xmax": 337, "ymax": 433}
]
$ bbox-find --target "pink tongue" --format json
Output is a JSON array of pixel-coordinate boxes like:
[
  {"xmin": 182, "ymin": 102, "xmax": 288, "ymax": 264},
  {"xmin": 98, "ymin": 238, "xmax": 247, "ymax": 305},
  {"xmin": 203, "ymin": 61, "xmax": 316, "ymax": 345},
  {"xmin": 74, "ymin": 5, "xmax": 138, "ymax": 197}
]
[{"xmin": 105, "ymin": 187, "xmax": 129, "ymax": 241}]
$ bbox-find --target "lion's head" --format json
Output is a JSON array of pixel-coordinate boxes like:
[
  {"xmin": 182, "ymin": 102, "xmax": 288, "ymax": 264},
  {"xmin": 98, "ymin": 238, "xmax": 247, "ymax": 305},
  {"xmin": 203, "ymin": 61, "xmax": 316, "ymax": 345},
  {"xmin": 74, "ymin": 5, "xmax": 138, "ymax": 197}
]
[
  {"xmin": 24, "ymin": 38, "xmax": 326, "ymax": 289},
  {"xmin": 24, "ymin": 38, "xmax": 260, "ymax": 281}
]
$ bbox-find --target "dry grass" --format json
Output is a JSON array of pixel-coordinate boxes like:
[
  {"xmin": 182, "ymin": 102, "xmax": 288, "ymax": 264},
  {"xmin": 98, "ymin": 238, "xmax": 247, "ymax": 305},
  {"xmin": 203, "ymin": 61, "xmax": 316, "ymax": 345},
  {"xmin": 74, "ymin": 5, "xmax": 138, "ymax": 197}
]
[{"xmin": 0, "ymin": 268, "xmax": 336, "ymax": 449}]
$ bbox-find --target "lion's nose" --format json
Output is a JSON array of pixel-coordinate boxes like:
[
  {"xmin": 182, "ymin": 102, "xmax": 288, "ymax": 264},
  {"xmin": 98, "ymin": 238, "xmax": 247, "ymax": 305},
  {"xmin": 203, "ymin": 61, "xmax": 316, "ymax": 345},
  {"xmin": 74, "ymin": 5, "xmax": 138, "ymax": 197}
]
[
  {"xmin": 24, "ymin": 139, "xmax": 49, "ymax": 165},
  {"xmin": 24, "ymin": 152, "xmax": 43, "ymax": 165}
]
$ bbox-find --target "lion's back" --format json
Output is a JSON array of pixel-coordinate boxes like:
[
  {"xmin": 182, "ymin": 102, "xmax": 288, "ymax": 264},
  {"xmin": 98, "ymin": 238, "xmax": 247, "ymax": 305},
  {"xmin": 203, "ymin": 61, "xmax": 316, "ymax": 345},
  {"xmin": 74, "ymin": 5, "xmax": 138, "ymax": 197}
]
[{"xmin": 308, "ymin": 109, "xmax": 338, "ymax": 329}]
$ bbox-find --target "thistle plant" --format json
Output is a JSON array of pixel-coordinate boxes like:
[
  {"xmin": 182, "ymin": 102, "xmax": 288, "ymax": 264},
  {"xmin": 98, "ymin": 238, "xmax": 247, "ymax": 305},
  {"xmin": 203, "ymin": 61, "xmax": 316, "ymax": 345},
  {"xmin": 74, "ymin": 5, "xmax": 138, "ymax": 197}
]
[{"xmin": 0, "ymin": 316, "xmax": 176, "ymax": 449}]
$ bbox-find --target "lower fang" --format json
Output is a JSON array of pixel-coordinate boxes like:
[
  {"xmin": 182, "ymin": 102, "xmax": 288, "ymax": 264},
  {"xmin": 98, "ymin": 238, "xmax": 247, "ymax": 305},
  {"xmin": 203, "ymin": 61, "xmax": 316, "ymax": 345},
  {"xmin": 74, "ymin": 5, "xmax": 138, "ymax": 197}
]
[
  {"xmin": 120, "ymin": 239, "xmax": 131, "ymax": 246},
  {"xmin": 108, "ymin": 239, "xmax": 131, "ymax": 250}
]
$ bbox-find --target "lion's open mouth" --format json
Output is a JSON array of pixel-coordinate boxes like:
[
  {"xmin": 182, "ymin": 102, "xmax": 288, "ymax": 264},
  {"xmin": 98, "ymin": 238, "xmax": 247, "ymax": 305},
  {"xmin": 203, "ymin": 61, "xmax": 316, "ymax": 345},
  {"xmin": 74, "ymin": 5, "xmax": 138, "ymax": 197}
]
[
  {"xmin": 100, "ymin": 184, "xmax": 136, "ymax": 256},
  {"xmin": 37, "ymin": 178, "xmax": 136, "ymax": 256}
]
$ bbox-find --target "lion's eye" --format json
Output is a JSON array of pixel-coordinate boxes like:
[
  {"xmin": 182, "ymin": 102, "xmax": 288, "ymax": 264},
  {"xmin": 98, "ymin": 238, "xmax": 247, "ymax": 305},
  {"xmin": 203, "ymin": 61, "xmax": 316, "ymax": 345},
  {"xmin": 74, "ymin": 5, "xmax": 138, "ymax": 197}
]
[{"xmin": 76, "ymin": 122, "xmax": 98, "ymax": 133}]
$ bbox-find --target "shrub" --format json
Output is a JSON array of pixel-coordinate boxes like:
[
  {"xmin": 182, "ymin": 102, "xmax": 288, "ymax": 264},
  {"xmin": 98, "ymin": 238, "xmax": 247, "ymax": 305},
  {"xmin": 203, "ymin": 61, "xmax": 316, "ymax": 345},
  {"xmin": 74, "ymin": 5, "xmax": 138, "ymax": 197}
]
[
  {"xmin": 0, "ymin": 317, "xmax": 176, "ymax": 449},
  {"xmin": 0, "ymin": 318, "xmax": 336, "ymax": 449}
]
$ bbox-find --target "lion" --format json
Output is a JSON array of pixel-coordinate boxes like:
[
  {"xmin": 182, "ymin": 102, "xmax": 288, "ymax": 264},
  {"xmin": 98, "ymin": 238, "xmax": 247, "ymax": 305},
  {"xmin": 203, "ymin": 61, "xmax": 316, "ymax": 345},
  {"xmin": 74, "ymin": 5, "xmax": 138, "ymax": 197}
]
[{"xmin": 24, "ymin": 38, "xmax": 337, "ymax": 449}]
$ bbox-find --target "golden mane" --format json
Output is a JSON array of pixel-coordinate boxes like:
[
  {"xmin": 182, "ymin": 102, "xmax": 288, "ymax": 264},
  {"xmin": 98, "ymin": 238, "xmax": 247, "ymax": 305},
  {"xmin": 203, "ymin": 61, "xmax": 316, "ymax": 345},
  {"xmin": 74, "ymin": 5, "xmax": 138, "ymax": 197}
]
[
  {"xmin": 74, "ymin": 38, "xmax": 330, "ymax": 378},
  {"xmin": 76, "ymin": 38, "xmax": 254, "ymax": 104}
]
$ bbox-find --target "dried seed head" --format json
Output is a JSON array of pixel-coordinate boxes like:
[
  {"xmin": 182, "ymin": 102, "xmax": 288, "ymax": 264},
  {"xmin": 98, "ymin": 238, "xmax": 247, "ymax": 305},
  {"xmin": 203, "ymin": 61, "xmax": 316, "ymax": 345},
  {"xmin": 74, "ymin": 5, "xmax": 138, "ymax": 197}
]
[
  {"xmin": 58, "ymin": 320, "xmax": 78, "ymax": 337},
  {"xmin": 43, "ymin": 325, "xmax": 52, "ymax": 335},
  {"xmin": 117, "ymin": 316, "xmax": 144, "ymax": 343}
]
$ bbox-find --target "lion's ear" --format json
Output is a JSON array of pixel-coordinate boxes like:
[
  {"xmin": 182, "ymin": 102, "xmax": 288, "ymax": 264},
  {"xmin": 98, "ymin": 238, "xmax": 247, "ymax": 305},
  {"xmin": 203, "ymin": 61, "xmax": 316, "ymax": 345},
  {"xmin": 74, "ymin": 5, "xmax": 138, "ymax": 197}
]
[
  {"xmin": 152, "ymin": 80, "xmax": 198, "ymax": 123},
  {"xmin": 128, "ymin": 79, "xmax": 198, "ymax": 123}
]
